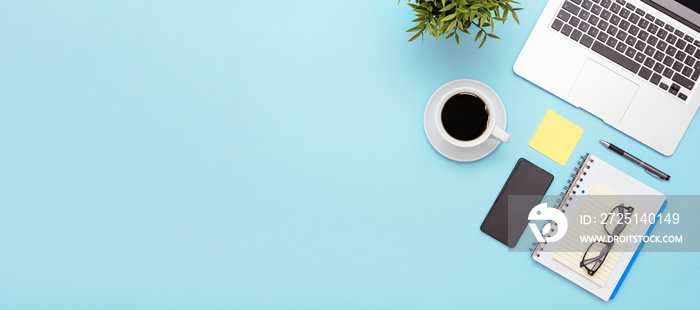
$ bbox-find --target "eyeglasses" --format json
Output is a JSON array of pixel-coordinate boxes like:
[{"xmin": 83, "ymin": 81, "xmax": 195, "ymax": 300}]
[{"xmin": 580, "ymin": 204, "xmax": 634, "ymax": 276}]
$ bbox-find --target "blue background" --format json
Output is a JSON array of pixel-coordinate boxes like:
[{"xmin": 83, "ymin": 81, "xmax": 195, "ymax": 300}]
[{"xmin": 1, "ymin": 0, "xmax": 698, "ymax": 308}]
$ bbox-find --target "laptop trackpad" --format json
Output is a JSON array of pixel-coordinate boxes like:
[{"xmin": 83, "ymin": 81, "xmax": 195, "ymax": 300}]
[{"xmin": 569, "ymin": 59, "xmax": 638, "ymax": 123}]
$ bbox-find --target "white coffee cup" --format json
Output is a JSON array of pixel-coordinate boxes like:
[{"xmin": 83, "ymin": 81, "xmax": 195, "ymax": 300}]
[{"xmin": 435, "ymin": 86, "xmax": 511, "ymax": 148}]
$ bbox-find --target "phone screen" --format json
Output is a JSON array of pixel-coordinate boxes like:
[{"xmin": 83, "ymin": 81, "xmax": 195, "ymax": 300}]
[{"xmin": 480, "ymin": 158, "xmax": 554, "ymax": 248}]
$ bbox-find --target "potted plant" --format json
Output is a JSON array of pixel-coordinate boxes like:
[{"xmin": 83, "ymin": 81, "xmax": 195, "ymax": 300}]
[{"xmin": 402, "ymin": 0, "xmax": 523, "ymax": 48}]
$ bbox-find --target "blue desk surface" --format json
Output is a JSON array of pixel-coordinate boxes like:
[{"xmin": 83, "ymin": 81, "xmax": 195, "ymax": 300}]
[{"xmin": 2, "ymin": 1, "xmax": 698, "ymax": 308}]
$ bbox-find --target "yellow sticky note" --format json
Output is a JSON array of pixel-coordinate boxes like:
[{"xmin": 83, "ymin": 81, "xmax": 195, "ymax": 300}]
[{"xmin": 529, "ymin": 110, "xmax": 584, "ymax": 166}]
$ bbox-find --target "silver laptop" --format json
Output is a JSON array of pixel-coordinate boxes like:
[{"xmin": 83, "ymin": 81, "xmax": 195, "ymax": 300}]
[{"xmin": 515, "ymin": 0, "xmax": 700, "ymax": 155}]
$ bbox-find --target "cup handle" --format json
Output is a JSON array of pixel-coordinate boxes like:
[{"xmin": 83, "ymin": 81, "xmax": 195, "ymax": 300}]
[{"xmin": 490, "ymin": 126, "xmax": 511, "ymax": 143}]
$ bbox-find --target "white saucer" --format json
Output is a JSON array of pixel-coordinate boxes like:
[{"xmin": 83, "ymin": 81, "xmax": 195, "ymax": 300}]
[{"xmin": 424, "ymin": 79, "xmax": 507, "ymax": 162}]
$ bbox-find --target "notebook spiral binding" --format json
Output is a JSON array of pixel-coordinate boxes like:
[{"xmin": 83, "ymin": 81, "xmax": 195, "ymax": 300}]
[{"xmin": 530, "ymin": 153, "xmax": 591, "ymax": 258}]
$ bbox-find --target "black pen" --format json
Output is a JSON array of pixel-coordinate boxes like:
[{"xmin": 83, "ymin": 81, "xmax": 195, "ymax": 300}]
[{"xmin": 600, "ymin": 140, "xmax": 670, "ymax": 181}]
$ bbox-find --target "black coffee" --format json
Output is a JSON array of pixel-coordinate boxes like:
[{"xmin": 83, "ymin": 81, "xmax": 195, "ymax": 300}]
[{"xmin": 440, "ymin": 93, "xmax": 489, "ymax": 141}]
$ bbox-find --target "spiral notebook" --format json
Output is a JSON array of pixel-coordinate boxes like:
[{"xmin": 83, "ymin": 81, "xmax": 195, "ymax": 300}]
[{"xmin": 531, "ymin": 154, "xmax": 667, "ymax": 301}]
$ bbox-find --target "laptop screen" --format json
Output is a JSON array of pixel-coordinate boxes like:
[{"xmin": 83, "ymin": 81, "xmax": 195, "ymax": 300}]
[
  {"xmin": 675, "ymin": 1, "xmax": 700, "ymax": 12},
  {"xmin": 648, "ymin": 0, "xmax": 700, "ymax": 28}
]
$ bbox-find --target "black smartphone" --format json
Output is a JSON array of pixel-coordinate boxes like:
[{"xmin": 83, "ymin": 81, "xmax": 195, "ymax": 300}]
[{"xmin": 480, "ymin": 158, "xmax": 554, "ymax": 248}]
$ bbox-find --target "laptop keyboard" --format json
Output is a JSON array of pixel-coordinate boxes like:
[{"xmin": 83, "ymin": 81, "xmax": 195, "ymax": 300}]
[{"xmin": 552, "ymin": 0, "xmax": 700, "ymax": 101}]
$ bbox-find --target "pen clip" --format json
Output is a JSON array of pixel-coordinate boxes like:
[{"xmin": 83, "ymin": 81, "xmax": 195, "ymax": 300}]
[{"xmin": 645, "ymin": 169, "xmax": 665, "ymax": 181}]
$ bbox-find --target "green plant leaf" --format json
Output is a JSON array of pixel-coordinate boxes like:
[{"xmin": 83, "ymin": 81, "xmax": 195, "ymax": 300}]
[
  {"xmin": 464, "ymin": 20, "xmax": 471, "ymax": 29},
  {"xmin": 478, "ymin": 35, "xmax": 487, "ymax": 48},
  {"xmin": 406, "ymin": 25, "xmax": 423, "ymax": 32},
  {"xmin": 440, "ymin": 3, "xmax": 456, "ymax": 12},
  {"xmin": 409, "ymin": 31, "xmax": 422, "ymax": 42},
  {"xmin": 447, "ymin": 20, "xmax": 457, "ymax": 32}
]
